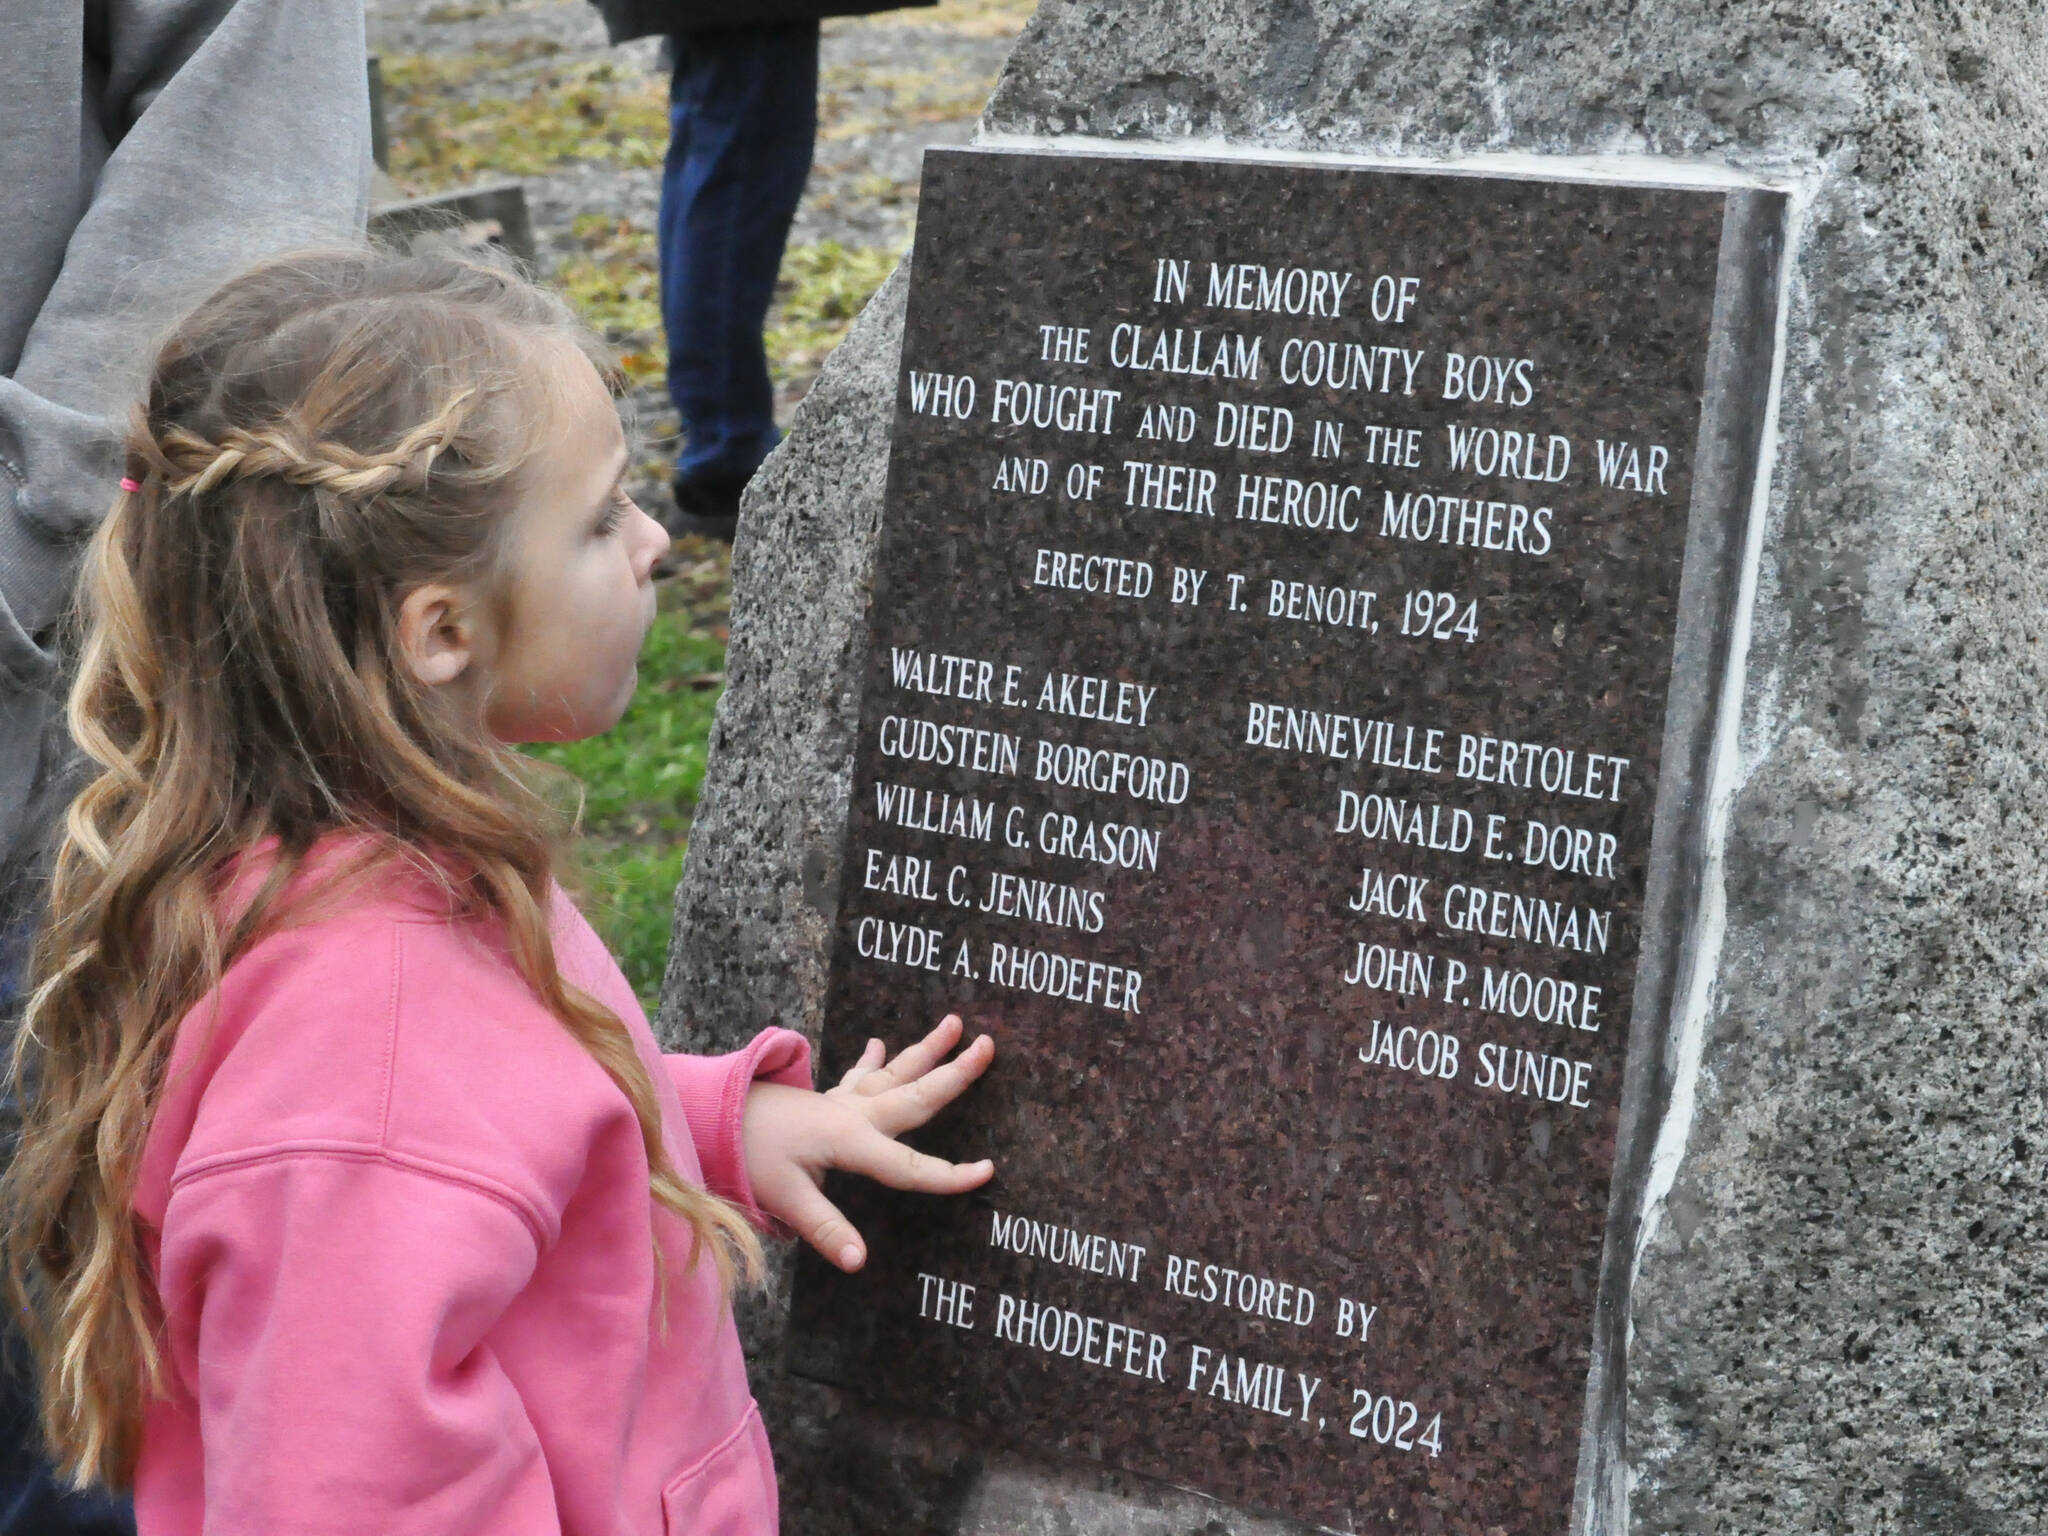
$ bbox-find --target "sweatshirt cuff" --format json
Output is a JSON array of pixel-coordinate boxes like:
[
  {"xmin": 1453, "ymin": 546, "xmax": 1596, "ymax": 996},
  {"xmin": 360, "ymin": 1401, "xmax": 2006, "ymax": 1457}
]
[{"xmin": 665, "ymin": 1028, "xmax": 813, "ymax": 1228}]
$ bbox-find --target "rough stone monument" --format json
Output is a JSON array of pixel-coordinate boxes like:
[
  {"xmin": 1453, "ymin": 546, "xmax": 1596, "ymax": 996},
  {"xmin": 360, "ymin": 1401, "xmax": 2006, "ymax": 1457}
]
[{"xmin": 659, "ymin": 4, "xmax": 2048, "ymax": 1532}]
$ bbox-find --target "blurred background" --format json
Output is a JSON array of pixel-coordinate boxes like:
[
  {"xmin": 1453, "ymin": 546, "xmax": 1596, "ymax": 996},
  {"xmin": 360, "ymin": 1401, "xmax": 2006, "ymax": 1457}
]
[{"xmin": 366, "ymin": 0, "xmax": 1035, "ymax": 1008}]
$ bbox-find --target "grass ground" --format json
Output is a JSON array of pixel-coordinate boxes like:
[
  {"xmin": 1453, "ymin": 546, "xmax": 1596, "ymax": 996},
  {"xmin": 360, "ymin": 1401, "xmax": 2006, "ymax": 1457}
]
[
  {"xmin": 521, "ymin": 554, "xmax": 730, "ymax": 1002},
  {"xmin": 373, "ymin": 0, "xmax": 1034, "ymax": 1009}
]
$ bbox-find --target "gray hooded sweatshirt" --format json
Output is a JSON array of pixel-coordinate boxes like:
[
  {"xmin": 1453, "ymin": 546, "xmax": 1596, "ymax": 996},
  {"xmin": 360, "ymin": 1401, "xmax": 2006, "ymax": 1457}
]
[{"xmin": 0, "ymin": 0, "xmax": 370, "ymax": 880}]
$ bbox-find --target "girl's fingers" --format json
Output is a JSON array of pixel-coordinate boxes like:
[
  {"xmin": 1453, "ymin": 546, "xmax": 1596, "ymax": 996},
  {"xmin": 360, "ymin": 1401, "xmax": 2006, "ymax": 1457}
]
[
  {"xmin": 778, "ymin": 1176, "xmax": 870, "ymax": 1273},
  {"xmin": 837, "ymin": 1037, "xmax": 887, "ymax": 1092},
  {"xmin": 853, "ymin": 1013, "xmax": 963, "ymax": 1097},
  {"xmin": 843, "ymin": 1121, "xmax": 995, "ymax": 1194},
  {"xmin": 868, "ymin": 1032, "xmax": 995, "ymax": 1136}
]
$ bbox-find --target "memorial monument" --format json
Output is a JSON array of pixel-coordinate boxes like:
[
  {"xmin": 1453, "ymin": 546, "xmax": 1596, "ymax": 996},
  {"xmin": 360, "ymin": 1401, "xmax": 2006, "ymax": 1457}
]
[{"xmin": 661, "ymin": 4, "xmax": 2048, "ymax": 1531}]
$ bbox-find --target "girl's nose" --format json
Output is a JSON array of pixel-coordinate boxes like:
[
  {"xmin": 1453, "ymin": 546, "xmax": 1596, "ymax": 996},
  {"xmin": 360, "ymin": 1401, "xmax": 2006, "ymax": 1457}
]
[{"xmin": 629, "ymin": 500, "xmax": 669, "ymax": 577}]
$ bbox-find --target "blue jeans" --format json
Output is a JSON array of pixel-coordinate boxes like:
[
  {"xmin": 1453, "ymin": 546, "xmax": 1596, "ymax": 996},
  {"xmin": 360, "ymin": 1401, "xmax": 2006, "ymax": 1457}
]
[
  {"xmin": 0, "ymin": 914, "xmax": 132, "ymax": 1535},
  {"xmin": 659, "ymin": 23, "xmax": 819, "ymax": 487},
  {"xmin": 0, "ymin": 915, "xmax": 25, "ymax": 1019},
  {"xmin": 0, "ymin": 1337, "xmax": 131, "ymax": 1536}
]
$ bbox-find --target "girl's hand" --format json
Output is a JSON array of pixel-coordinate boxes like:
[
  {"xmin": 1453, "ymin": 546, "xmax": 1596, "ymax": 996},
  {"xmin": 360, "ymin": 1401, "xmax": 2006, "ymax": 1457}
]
[{"xmin": 743, "ymin": 1014, "xmax": 996, "ymax": 1272}]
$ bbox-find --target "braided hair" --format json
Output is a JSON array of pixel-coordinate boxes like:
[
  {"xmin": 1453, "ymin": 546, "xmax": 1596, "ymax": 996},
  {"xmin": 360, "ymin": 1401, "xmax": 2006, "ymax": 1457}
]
[
  {"xmin": 2, "ymin": 249, "xmax": 762, "ymax": 1489},
  {"xmin": 154, "ymin": 393, "xmax": 472, "ymax": 500}
]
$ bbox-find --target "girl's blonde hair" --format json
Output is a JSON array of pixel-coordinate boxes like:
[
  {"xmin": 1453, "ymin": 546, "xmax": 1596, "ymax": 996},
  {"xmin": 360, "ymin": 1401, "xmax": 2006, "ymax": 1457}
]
[{"xmin": 0, "ymin": 248, "xmax": 761, "ymax": 1490}]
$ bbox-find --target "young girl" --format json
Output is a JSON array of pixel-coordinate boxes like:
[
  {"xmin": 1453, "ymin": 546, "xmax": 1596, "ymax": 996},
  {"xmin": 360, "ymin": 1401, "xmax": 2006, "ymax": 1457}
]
[{"xmin": 1, "ymin": 249, "xmax": 994, "ymax": 1535}]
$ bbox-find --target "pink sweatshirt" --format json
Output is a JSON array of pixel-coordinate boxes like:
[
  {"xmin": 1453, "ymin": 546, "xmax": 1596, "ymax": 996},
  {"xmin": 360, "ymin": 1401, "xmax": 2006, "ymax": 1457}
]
[{"xmin": 129, "ymin": 845, "xmax": 811, "ymax": 1535}]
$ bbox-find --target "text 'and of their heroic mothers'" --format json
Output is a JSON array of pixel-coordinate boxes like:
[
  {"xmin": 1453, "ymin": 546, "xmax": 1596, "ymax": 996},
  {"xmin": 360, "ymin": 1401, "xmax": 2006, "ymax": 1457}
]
[{"xmin": 789, "ymin": 148, "xmax": 1783, "ymax": 1534}]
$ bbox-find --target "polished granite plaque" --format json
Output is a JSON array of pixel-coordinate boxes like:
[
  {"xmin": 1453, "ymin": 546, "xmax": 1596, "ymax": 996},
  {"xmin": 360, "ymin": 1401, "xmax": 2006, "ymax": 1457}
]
[{"xmin": 788, "ymin": 147, "xmax": 1783, "ymax": 1533}]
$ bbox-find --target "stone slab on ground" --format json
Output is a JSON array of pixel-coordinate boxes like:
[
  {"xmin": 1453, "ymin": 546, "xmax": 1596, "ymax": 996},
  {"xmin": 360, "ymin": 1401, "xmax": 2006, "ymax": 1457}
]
[
  {"xmin": 668, "ymin": 3, "xmax": 2048, "ymax": 1532},
  {"xmin": 370, "ymin": 179, "xmax": 538, "ymax": 266}
]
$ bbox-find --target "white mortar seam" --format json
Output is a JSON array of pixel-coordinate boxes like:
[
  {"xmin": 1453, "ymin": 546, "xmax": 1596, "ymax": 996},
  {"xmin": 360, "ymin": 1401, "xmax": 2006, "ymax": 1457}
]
[
  {"xmin": 1605, "ymin": 161, "xmax": 1814, "ymax": 1529},
  {"xmin": 970, "ymin": 130, "xmax": 1808, "ymax": 194},
  {"xmin": 1632, "ymin": 181, "xmax": 1813, "ymax": 1260}
]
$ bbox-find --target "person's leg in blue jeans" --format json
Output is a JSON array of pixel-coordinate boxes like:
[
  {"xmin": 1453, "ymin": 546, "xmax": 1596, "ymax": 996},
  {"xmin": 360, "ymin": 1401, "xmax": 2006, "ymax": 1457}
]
[
  {"xmin": 659, "ymin": 22, "xmax": 819, "ymax": 537},
  {"xmin": 0, "ymin": 902, "xmax": 133, "ymax": 1536},
  {"xmin": 0, "ymin": 1334, "xmax": 132, "ymax": 1536}
]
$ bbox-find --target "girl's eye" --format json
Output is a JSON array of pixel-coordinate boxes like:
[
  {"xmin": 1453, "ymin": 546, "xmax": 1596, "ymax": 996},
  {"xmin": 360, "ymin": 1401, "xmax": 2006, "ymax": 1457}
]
[{"xmin": 596, "ymin": 490, "xmax": 629, "ymax": 534}]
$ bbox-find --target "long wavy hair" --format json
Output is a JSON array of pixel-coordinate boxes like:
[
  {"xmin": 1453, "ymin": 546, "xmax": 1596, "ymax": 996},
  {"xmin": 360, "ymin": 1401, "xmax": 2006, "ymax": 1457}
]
[{"xmin": 0, "ymin": 249, "xmax": 762, "ymax": 1490}]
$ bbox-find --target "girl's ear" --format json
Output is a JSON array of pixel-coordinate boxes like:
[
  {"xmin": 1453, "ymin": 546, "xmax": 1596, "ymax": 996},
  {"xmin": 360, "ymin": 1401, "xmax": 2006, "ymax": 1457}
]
[{"xmin": 395, "ymin": 583, "xmax": 479, "ymax": 689}]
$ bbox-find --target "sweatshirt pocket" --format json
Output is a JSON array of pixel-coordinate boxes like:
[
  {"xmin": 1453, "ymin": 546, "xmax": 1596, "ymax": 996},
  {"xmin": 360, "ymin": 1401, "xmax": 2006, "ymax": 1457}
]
[{"xmin": 662, "ymin": 1402, "xmax": 778, "ymax": 1536}]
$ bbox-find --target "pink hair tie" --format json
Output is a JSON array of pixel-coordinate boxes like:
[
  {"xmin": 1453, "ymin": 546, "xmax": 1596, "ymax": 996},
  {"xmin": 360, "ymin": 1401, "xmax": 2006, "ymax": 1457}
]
[{"xmin": 119, "ymin": 477, "xmax": 141, "ymax": 494}]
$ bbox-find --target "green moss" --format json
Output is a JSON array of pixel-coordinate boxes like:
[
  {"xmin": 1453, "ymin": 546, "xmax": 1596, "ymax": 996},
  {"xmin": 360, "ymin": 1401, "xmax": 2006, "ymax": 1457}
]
[
  {"xmin": 421, "ymin": 1, "xmax": 506, "ymax": 21},
  {"xmin": 818, "ymin": 63, "xmax": 996, "ymax": 143},
  {"xmin": 557, "ymin": 218, "xmax": 665, "ymax": 386},
  {"xmin": 550, "ymin": 230, "xmax": 899, "ymax": 394},
  {"xmin": 383, "ymin": 54, "xmax": 667, "ymax": 191},
  {"xmin": 849, "ymin": 172, "xmax": 917, "ymax": 207},
  {"xmin": 765, "ymin": 241, "xmax": 903, "ymax": 384}
]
